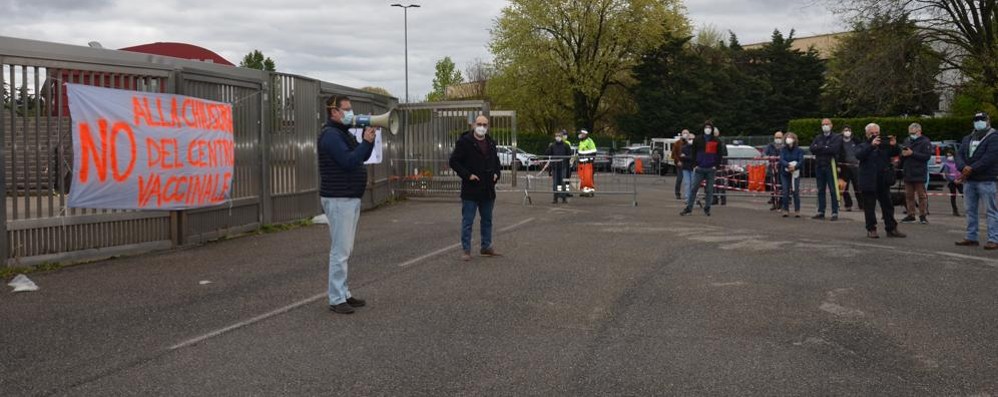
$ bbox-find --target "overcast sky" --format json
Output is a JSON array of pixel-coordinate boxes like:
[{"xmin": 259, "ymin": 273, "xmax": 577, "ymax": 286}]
[{"xmin": 0, "ymin": 0, "xmax": 842, "ymax": 101}]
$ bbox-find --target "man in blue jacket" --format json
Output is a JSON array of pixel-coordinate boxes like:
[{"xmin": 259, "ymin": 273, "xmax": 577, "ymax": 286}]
[
  {"xmin": 955, "ymin": 112, "xmax": 998, "ymax": 250},
  {"xmin": 680, "ymin": 121, "xmax": 727, "ymax": 217},
  {"xmin": 319, "ymin": 95, "xmax": 375, "ymax": 314},
  {"xmin": 810, "ymin": 118, "xmax": 845, "ymax": 221}
]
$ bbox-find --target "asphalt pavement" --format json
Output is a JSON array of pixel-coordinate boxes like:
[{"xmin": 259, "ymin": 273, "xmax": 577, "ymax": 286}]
[{"xmin": 2, "ymin": 176, "xmax": 997, "ymax": 396}]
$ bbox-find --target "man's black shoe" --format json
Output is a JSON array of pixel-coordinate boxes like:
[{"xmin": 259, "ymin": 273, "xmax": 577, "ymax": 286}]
[
  {"xmin": 680, "ymin": 209, "xmax": 692, "ymax": 216},
  {"xmin": 346, "ymin": 297, "xmax": 366, "ymax": 308},
  {"xmin": 812, "ymin": 214, "xmax": 825, "ymax": 220},
  {"xmin": 830, "ymin": 214, "xmax": 838, "ymax": 221},
  {"xmin": 919, "ymin": 216, "xmax": 928, "ymax": 224},
  {"xmin": 704, "ymin": 209, "xmax": 711, "ymax": 216},
  {"xmin": 329, "ymin": 303, "xmax": 355, "ymax": 314},
  {"xmin": 901, "ymin": 216, "xmax": 917, "ymax": 223}
]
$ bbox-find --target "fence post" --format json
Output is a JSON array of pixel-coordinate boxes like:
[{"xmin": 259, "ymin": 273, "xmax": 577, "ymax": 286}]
[
  {"xmin": 259, "ymin": 75, "xmax": 272, "ymax": 225},
  {"xmin": 0, "ymin": 57, "xmax": 8, "ymax": 264},
  {"xmin": 169, "ymin": 69, "xmax": 185, "ymax": 246}
]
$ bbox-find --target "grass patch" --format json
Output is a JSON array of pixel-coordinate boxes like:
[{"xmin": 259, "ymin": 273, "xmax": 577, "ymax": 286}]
[{"xmin": 1, "ymin": 262, "xmax": 64, "ymax": 281}]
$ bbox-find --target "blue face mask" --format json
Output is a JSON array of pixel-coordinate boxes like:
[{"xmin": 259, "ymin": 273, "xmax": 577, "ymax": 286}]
[
  {"xmin": 975, "ymin": 120, "xmax": 989, "ymax": 131},
  {"xmin": 343, "ymin": 110, "xmax": 355, "ymax": 125}
]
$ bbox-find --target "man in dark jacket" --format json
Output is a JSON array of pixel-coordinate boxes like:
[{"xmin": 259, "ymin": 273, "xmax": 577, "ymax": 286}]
[
  {"xmin": 319, "ymin": 95, "xmax": 375, "ymax": 314},
  {"xmin": 450, "ymin": 115, "xmax": 502, "ymax": 261},
  {"xmin": 855, "ymin": 123, "xmax": 906, "ymax": 239},
  {"xmin": 680, "ymin": 121, "xmax": 727, "ymax": 216},
  {"xmin": 900, "ymin": 123, "xmax": 933, "ymax": 224},
  {"xmin": 543, "ymin": 130, "xmax": 573, "ymax": 204},
  {"xmin": 764, "ymin": 131, "xmax": 785, "ymax": 210},
  {"xmin": 810, "ymin": 118, "xmax": 845, "ymax": 221},
  {"xmin": 840, "ymin": 126, "xmax": 863, "ymax": 212},
  {"xmin": 955, "ymin": 112, "xmax": 998, "ymax": 249}
]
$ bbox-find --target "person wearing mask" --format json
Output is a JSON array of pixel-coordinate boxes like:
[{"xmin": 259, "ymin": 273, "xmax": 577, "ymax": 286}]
[
  {"xmin": 671, "ymin": 129, "xmax": 690, "ymax": 200},
  {"xmin": 679, "ymin": 131, "xmax": 695, "ymax": 201},
  {"xmin": 680, "ymin": 121, "xmax": 727, "ymax": 216},
  {"xmin": 542, "ymin": 130, "xmax": 573, "ymax": 204},
  {"xmin": 779, "ymin": 132, "xmax": 804, "ymax": 218},
  {"xmin": 810, "ymin": 118, "xmax": 845, "ymax": 221},
  {"xmin": 941, "ymin": 149, "xmax": 963, "ymax": 217},
  {"xmin": 764, "ymin": 131, "xmax": 785, "ymax": 211},
  {"xmin": 955, "ymin": 112, "xmax": 998, "ymax": 250},
  {"xmin": 319, "ymin": 95, "xmax": 376, "ymax": 314},
  {"xmin": 577, "ymin": 129, "xmax": 597, "ymax": 195},
  {"xmin": 839, "ymin": 126, "xmax": 863, "ymax": 212},
  {"xmin": 855, "ymin": 123, "xmax": 906, "ymax": 239},
  {"xmin": 450, "ymin": 115, "xmax": 503, "ymax": 261},
  {"xmin": 899, "ymin": 123, "xmax": 933, "ymax": 225}
]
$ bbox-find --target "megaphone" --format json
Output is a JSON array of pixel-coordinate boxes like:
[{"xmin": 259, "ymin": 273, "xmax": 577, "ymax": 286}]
[{"xmin": 346, "ymin": 110, "xmax": 401, "ymax": 134}]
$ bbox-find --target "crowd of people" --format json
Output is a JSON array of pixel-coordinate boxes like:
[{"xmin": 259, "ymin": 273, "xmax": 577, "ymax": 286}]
[{"xmin": 314, "ymin": 94, "xmax": 998, "ymax": 314}]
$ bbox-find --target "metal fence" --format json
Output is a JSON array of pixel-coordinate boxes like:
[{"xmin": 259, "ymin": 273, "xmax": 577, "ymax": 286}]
[
  {"xmin": 0, "ymin": 35, "xmax": 399, "ymax": 266},
  {"xmin": 521, "ymin": 155, "xmax": 638, "ymax": 206}
]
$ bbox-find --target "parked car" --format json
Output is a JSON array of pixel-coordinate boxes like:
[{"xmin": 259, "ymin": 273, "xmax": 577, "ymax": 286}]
[
  {"xmin": 612, "ymin": 145, "xmax": 655, "ymax": 173},
  {"xmin": 497, "ymin": 145, "xmax": 538, "ymax": 170}
]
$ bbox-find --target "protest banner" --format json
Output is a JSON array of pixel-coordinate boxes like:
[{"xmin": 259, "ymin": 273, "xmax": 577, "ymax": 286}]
[{"xmin": 66, "ymin": 84, "xmax": 235, "ymax": 210}]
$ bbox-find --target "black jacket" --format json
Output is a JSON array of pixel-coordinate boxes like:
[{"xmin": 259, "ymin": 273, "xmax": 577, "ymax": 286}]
[
  {"xmin": 449, "ymin": 131, "xmax": 501, "ymax": 201},
  {"xmin": 900, "ymin": 135, "xmax": 933, "ymax": 183},
  {"xmin": 855, "ymin": 137, "xmax": 901, "ymax": 193},
  {"xmin": 810, "ymin": 132, "xmax": 845, "ymax": 169},
  {"xmin": 544, "ymin": 141, "xmax": 572, "ymax": 173},
  {"xmin": 318, "ymin": 120, "xmax": 374, "ymax": 198},
  {"xmin": 842, "ymin": 138, "xmax": 859, "ymax": 165}
]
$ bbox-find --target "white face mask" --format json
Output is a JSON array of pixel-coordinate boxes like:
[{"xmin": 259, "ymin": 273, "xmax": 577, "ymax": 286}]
[
  {"xmin": 843, "ymin": 131, "xmax": 852, "ymax": 138},
  {"xmin": 774, "ymin": 138, "xmax": 783, "ymax": 145},
  {"xmin": 786, "ymin": 138, "xmax": 796, "ymax": 146},
  {"xmin": 555, "ymin": 137, "xmax": 563, "ymax": 142},
  {"xmin": 686, "ymin": 138, "xmax": 694, "ymax": 143},
  {"xmin": 474, "ymin": 126, "xmax": 487, "ymax": 137},
  {"xmin": 822, "ymin": 125, "xmax": 831, "ymax": 134},
  {"xmin": 947, "ymin": 156, "xmax": 955, "ymax": 161},
  {"xmin": 704, "ymin": 128, "xmax": 713, "ymax": 135}
]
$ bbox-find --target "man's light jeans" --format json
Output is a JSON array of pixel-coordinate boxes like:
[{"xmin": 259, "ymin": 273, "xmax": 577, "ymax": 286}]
[
  {"xmin": 964, "ymin": 180, "xmax": 998, "ymax": 243},
  {"xmin": 322, "ymin": 197, "xmax": 361, "ymax": 305}
]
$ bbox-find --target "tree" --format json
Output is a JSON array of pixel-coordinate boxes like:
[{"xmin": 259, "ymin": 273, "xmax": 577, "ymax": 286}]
[
  {"xmin": 426, "ymin": 56, "xmax": 464, "ymax": 102},
  {"xmin": 360, "ymin": 86, "xmax": 395, "ymax": 98},
  {"xmin": 823, "ymin": 15, "xmax": 941, "ymax": 117},
  {"xmin": 240, "ymin": 50, "xmax": 276, "ymax": 71},
  {"xmin": 746, "ymin": 30, "xmax": 826, "ymax": 131},
  {"xmin": 831, "ymin": 0, "xmax": 998, "ymax": 109},
  {"xmin": 490, "ymin": 0, "xmax": 690, "ymax": 133},
  {"xmin": 462, "ymin": 58, "xmax": 494, "ymax": 100}
]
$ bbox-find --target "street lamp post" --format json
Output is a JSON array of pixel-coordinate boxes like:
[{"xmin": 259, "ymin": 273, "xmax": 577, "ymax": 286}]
[{"xmin": 391, "ymin": 3, "xmax": 420, "ymax": 103}]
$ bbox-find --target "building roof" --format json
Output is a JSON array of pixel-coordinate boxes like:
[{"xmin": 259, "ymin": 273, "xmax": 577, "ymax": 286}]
[
  {"xmin": 119, "ymin": 42, "xmax": 235, "ymax": 66},
  {"xmin": 742, "ymin": 32, "xmax": 849, "ymax": 60}
]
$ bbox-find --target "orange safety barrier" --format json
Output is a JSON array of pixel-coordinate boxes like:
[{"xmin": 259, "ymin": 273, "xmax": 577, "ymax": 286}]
[{"xmin": 747, "ymin": 164, "xmax": 767, "ymax": 192}]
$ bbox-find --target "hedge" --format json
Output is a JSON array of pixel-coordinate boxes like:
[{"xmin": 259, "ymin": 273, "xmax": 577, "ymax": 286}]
[{"xmin": 787, "ymin": 116, "xmax": 976, "ymax": 145}]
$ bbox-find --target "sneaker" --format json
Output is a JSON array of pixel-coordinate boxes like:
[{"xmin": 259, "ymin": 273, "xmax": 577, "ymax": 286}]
[
  {"xmin": 985, "ymin": 242, "xmax": 998, "ymax": 251},
  {"xmin": 811, "ymin": 214, "xmax": 825, "ymax": 220},
  {"xmin": 830, "ymin": 214, "xmax": 838, "ymax": 221},
  {"xmin": 329, "ymin": 303, "xmax": 355, "ymax": 314},
  {"xmin": 901, "ymin": 216, "xmax": 917, "ymax": 223},
  {"xmin": 919, "ymin": 216, "xmax": 928, "ymax": 225},
  {"xmin": 680, "ymin": 209, "xmax": 692, "ymax": 216},
  {"xmin": 782, "ymin": 211, "xmax": 789, "ymax": 218},
  {"xmin": 461, "ymin": 251, "xmax": 472, "ymax": 261},
  {"xmin": 480, "ymin": 247, "xmax": 501, "ymax": 257},
  {"xmin": 676, "ymin": 194, "xmax": 682, "ymax": 200},
  {"xmin": 346, "ymin": 297, "xmax": 366, "ymax": 308},
  {"xmin": 952, "ymin": 210, "xmax": 961, "ymax": 217},
  {"xmin": 704, "ymin": 209, "xmax": 711, "ymax": 216},
  {"xmin": 845, "ymin": 207, "xmax": 853, "ymax": 212},
  {"xmin": 887, "ymin": 229, "xmax": 907, "ymax": 238},
  {"xmin": 955, "ymin": 240, "xmax": 980, "ymax": 247},
  {"xmin": 794, "ymin": 212, "xmax": 801, "ymax": 218},
  {"xmin": 867, "ymin": 230, "xmax": 879, "ymax": 239}
]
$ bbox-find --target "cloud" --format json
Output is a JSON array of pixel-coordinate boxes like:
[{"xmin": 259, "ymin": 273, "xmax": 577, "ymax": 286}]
[{"xmin": 0, "ymin": 0, "xmax": 841, "ymax": 100}]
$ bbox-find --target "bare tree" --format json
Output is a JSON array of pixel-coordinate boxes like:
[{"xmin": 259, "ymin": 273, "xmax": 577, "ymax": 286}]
[
  {"xmin": 830, "ymin": 0, "xmax": 998, "ymax": 105},
  {"xmin": 463, "ymin": 58, "xmax": 494, "ymax": 100}
]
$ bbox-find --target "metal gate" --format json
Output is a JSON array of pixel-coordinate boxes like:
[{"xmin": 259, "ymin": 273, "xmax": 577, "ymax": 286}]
[{"xmin": 392, "ymin": 101, "xmax": 517, "ymax": 197}]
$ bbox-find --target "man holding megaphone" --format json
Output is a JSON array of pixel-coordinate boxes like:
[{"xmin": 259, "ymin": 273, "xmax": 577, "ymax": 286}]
[{"xmin": 319, "ymin": 95, "xmax": 375, "ymax": 315}]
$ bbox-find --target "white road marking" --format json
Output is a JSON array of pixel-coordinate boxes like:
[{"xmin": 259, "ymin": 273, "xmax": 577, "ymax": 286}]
[{"xmin": 168, "ymin": 217, "xmax": 536, "ymax": 351}]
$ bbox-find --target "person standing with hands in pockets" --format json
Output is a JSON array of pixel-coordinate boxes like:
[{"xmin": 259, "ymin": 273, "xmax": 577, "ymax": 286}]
[
  {"xmin": 319, "ymin": 95, "xmax": 375, "ymax": 315},
  {"xmin": 450, "ymin": 115, "xmax": 503, "ymax": 261}
]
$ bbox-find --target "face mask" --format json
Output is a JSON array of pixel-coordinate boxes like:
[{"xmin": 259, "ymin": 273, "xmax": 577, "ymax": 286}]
[
  {"xmin": 843, "ymin": 131, "xmax": 852, "ymax": 138},
  {"xmin": 786, "ymin": 138, "xmax": 795, "ymax": 146},
  {"xmin": 474, "ymin": 126, "xmax": 487, "ymax": 137},
  {"xmin": 555, "ymin": 137, "xmax": 563, "ymax": 142},
  {"xmin": 909, "ymin": 133, "xmax": 918, "ymax": 140},
  {"xmin": 822, "ymin": 125, "xmax": 831, "ymax": 134},
  {"xmin": 774, "ymin": 138, "xmax": 783, "ymax": 145},
  {"xmin": 947, "ymin": 156, "xmax": 955, "ymax": 161},
  {"xmin": 686, "ymin": 138, "xmax": 694, "ymax": 144},
  {"xmin": 704, "ymin": 128, "xmax": 713, "ymax": 135},
  {"xmin": 342, "ymin": 110, "xmax": 355, "ymax": 125},
  {"xmin": 975, "ymin": 120, "xmax": 989, "ymax": 131}
]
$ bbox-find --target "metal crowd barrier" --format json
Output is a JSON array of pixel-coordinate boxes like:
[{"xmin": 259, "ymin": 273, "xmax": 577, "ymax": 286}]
[{"xmin": 521, "ymin": 155, "xmax": 637, "ymax": 206}]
